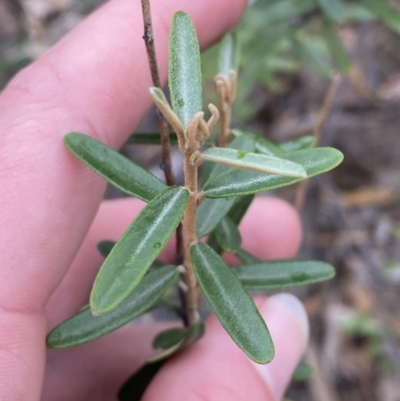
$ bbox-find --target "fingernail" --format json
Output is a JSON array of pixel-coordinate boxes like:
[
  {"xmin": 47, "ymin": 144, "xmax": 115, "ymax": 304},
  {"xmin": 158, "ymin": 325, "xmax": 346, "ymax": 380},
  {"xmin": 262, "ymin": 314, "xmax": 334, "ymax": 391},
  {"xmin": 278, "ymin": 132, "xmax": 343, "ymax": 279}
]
[{"xmin": 251, "ymin": 294, "xmax": 309, "ymax": 400}]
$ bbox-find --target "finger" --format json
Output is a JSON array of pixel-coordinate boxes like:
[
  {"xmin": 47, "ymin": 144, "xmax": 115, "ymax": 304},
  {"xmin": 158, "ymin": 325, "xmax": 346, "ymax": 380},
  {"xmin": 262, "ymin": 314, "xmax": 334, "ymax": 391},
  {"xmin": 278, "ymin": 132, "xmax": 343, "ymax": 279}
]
[
  {"xmin": 46, "ymin": 196, "xmax": 301, "ymax": 327},
  {"xmin": 143, "ymin": 294, "xmax": 309, "ymax": 401},
  {"xmin": 0, "ymin": 1, "xmax": 247, "ymax": 399},
  {"xmin": 42, "ymin": 322, "xmax": 173, "ymax": 401},
  {"xmin": 0, "ymin": 0, "xmax": 247, "ymax": 316}
]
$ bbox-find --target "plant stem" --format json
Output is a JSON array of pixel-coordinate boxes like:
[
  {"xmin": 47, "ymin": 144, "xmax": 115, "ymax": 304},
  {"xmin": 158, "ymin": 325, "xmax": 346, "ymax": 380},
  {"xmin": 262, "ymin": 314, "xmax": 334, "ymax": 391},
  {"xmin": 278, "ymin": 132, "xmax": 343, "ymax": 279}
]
[
  {"xmin": 140, "ymin": 0, "xmax": 175, "ymax": 186},
  {"xmin": 140, "ymin": 0, "xmax": 186, "ymax": 319},
  {"xmin": 179, "ymin": 113, "xmax": 207, "ymax": 327},
  {"xmin": 182, "ymin": 152, "xmax": 200, "ymax": 327},
  {"xmin": 295, "ymin": 74, "xmax": 341, "ymax": 210}
]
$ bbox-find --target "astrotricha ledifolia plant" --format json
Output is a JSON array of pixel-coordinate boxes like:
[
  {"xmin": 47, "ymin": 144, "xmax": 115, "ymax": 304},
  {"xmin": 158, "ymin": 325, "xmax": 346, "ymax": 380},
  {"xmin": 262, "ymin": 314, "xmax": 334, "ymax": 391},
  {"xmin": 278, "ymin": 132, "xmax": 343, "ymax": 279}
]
[{"xmin": 46, "ymin": 7, "xmax": 343, "ymax": 399}]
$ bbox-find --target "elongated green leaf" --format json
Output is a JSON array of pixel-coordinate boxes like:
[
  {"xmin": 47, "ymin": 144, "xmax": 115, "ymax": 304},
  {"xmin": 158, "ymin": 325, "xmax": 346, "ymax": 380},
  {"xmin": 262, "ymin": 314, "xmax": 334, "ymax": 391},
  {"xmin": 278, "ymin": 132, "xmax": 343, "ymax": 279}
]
[
  {"xmin": 127, "ymin": 133, "xmax": 179, "ymax": 146},
  {"xmin": 255, "ymin": 136, "xmax": 285, "ymax": 157},
  {"xmin": 91, "ymin": 186, "xmax": 189, "ymax": 314},
  {"xmin": 322, "ymin": 19, "xmax": 351, "ymax": 73},
  {"xmin": 296, "ymin": 37, "xmax": 333, "ymax": 77},
  {"xmin": 205, "ymin": 134, "xmax": 256, "ymax": 184},
  {"xmin": 219, "ymin": 32, "xmax": 240, "ymax": 78},
  {"xmin": 97, "ymin": 240, "xmax": 165, "ymax": 269},
  {"xmin": 214, "ymin": 216, "xmax": 242, "ymax": 253},
  {"xmin": 153, "ymin": 327, "xmax": 186, "ymax": 350},
  {"xmin": 279, "ymin": 135, "xmax": 316, "ymax": 152},
  {"xmin": 97, "ymin": 240, "xmax": 115, "ymax": 258},
  {"xmin": 205, "ymin": 196, "xmax": 254, "ymax": 255},
  {"xmin": 65, "ymin": 133, "xmax": 166, "ymax": 202},
  {"xmin": 360, "ymin": 0, "xmax": 400, "ymax": 35},
  {"xmin": 236, "ymin": 249, "xmax": 260, "ymax": 264},
  {"xmin": 196, "ymin": 197, "xmax": 236, "ymax": 238},
  {"xmin": 203, "ymin": 147, "xmax": 343, "ymax": 198},
  {"xmin": 201, "ymin": 148, "xmax": 307, "ymax": 178},
  {"xmin": 344, "ymin": 4, "xmax": 375, "ymax": 22},
  {"xmin": 292, "ymin": 360, "xmax": 314, "ymax": 382},
  {"xmin": 233, "ymin": 260, "xmax": 335, "ymax": 290},
  {"xmin": 232, "ymin": 129, "xmax": 284, "ymax": 156},
  {"xmin": 47, "ymin": 266, "xmax": 179, "ymax": 348},
  {"xmin": 191, "ymin": 243, "xmax": 274, "ymax": 363},
  {"xmin": 149, "ymin": 320, "xmax": 205, "ymax": 363},
  {"xmin": 169, "ymin": 12, "xmax": 202, "ymax": 129},
  {"xmin": 317, "ymin": 0, "xmax": 345, "ymax": 22},
  {"xmin": 228, "ymin": 195, "xmax": 255, "ymax": 225},
  {"xmin": 183, "ymin": 320, "xmax": 205, "ymax": 346}
]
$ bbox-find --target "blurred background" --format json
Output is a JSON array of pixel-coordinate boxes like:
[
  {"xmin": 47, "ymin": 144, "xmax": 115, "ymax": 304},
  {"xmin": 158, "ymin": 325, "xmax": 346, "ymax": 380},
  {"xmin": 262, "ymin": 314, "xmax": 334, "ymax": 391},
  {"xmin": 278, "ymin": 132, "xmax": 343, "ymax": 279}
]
[{"xmin": 2, "ymin": 0, "xmax": 400, "ymax": 400}]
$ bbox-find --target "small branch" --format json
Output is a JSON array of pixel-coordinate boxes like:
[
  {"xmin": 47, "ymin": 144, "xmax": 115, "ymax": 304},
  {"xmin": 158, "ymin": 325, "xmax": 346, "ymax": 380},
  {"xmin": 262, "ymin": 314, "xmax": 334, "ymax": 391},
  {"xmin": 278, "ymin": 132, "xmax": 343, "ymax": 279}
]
[
  {"xmin": 141, "ymin": 0, "xmax": 186, "ymax": 323},
  {"xmin": 295, "ymin": 74, "xmax": 341, "ymax": 211},
  {"xmin": 181, "ymin": 116, "xmax": 204, "ymax": 327},
  {"xmin": 140, "ymin": 0, "xmax": 175, "ymax": 186},
  {"xmin": 214, "ymin": 72, "xmax": 236, "ymax": 148}
]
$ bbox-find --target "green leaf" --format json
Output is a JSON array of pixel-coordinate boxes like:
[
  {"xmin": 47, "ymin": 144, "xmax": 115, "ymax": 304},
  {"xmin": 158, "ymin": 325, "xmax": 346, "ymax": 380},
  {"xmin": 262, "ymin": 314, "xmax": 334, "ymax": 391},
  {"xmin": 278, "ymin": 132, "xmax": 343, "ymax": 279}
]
[
  {"xmin": 214, "ymin": 216, "xmax": 242, "ymax": 253},
  {"xmin": 97, "ymin": 240, "xmax": 115, "ymax": 258},
  {"xmin": 127, "ymin": 133, "xmax": 179, "ymax": 146},
  {"xmin": 255, "ymin": 136, "xmax": 285, "ymax": 157},
  {"xmin": 236, "ymin": 249, "xmax": 260, "ymax": 264},
  {"xmin": 232, "ymin": 129, "xmax": 283, "ymax": 156},
  {"xmin": 203, "ymin": 147, "xmax": 343, "ymax": 198},
  {"xmin": 292, "ymin": 360, "xmax": 314, "ymax": 382},
  {"xmin": 169, "ymin": 12, "xmax": 202, "ymax": 129},
  {"xmin": 183, "ymin": 320, "xmax": 205, "ymax": 346},
  {"xmin": 279, "ymin": 135, "xmax": 316, "ymax": 152},
  {"xmin": 360, "ymin": 0, "xmax": 400, "ymax": 35},
  {"xmin": 46, "ymin": 266, "xmax": 179, "ymax": 348},
  {"xmin": 152, "ymin": 327, "xmax": 187, "ymax": 350},
  {"xmin": 65, "ymin": 133, "xmax": 166, "ymax": 202},
  {"xmin": 196, "ymin": 197, "xmax": 236, "ymax": 238},
  {"xmin": 201, "ymin": 148, "xmax": 307, "ymax": 178},
  {"xmin": 296, "ymin": 37, "xmax": 333, "ymax": 77},
  {"xmin": 148, "ymin": 320, "xmax": 205, "ymax": 363},
  {"xmin": 90, "ymin": 186, "xmax": 189, "ymax": 314},
  {"xmin": 118, "ymin": 360, "xmax": 165, "ymax": 401},
  {"xmin": 205, "ymin": 134, "xmax": 256, "ymax": 184},
  {"xmin": 191, "ymin": 243, "xmax": 274, "ymax": 364},
  {"xmin": 322, "ymin": 19, "xmax": 351, "ymax": 73},
  {"xmin": 227, "ymin": 195, "xmax": 255, "ymax": 225},
  {"xmin": 317, "ymin": 0, "xmax": 345, "ymax": 22},
  {"xmin": 344, "ymin": 4, "xmax": 375, "ymax": 22},
  {"xmin": 233, "ymin": 260, "xmax": 335, "ymax": 290},
  {"xmin": 219, "ymin": 32, "xmax": 240, "ymax": 78}
]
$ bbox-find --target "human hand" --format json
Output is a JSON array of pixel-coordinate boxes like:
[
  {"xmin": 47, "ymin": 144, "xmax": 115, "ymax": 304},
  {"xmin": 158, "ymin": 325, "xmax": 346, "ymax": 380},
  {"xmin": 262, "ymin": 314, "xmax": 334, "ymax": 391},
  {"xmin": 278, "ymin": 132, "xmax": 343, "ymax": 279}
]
[{"xmin": 0, "ymin": 0, "xmax": 307, "ymax": 399}]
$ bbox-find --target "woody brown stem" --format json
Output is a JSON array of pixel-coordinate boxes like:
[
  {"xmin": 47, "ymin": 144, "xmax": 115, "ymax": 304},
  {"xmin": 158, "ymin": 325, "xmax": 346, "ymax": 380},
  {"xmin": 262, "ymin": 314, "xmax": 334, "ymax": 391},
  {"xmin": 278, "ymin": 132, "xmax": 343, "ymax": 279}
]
[
  {"xmin": 141, "ymin": 1, "xmax": 188, "ymax": 322},
  {"xmin": 141, "ymin": 0, "xmax": 175, "ymax": 186},
  {"xmin": 295, "ymin": 74, "xmax": 341, "ymax": 211},
  {"xmin": 179, "ymin": 114, "xmax": 206, "ymax": 326},
  {"xmin": 181, "ymin": 155, "xmax": 200, "ymax": 326}
]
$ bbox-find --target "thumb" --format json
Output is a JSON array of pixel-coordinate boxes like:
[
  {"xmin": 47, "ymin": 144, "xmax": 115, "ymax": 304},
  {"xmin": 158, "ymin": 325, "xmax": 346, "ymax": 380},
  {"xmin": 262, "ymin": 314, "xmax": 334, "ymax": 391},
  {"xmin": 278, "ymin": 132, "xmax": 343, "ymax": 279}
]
[{"xmin": 143, "ymin": 294, "xmax": 309, "ymax": 401}]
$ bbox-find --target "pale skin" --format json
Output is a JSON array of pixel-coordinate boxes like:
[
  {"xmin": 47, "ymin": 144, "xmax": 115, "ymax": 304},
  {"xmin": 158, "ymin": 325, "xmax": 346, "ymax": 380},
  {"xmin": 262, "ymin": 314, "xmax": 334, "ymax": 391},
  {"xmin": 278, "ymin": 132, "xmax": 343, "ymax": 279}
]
[{"xmin": 0, "ymin": 0, "xmax": 306, "ymax": 400}]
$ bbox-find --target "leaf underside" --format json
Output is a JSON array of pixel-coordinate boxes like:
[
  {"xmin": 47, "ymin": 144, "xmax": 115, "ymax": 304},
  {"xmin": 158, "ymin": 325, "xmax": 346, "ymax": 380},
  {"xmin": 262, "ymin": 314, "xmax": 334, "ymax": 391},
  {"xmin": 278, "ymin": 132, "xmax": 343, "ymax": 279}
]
[
  {"xmin": 201, "ymin": 147, "xmax": 307, "ymax": 177},
  {"xmin": 219, "ymin": 32, "xmax": 240, "ymax": 78},
  {"xmin": 203, "ymin": 147, "xmax": 344, "ymax": 198},
  {"xmin": 90, "ymin": 186, "xmax": 189, "ymax": 314},
  {"xmin": 278, "ymin": 135, "xmax": 316, "ymax": 152}
]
